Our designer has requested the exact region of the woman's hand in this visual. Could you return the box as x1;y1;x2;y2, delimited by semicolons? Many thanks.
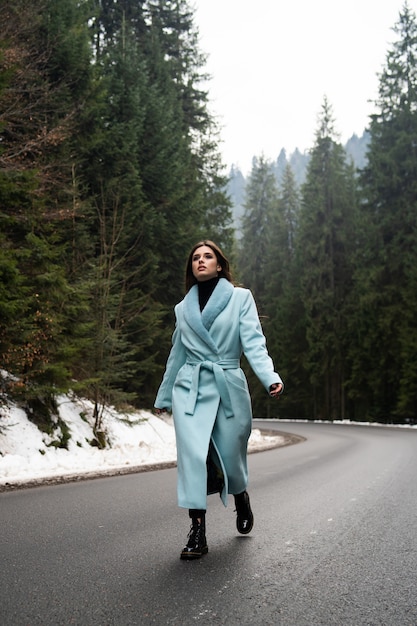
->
269;383;283;398
154;407;168;415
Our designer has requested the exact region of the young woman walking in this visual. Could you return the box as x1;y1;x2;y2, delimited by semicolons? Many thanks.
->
154;240;283;559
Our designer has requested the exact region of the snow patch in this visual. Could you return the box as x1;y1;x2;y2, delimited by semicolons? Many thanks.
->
0;394;285;487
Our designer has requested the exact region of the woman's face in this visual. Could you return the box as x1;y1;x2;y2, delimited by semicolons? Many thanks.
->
191;245;221;282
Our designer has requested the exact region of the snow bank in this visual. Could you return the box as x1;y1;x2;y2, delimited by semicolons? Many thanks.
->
0;394;285;487
0;395;177;486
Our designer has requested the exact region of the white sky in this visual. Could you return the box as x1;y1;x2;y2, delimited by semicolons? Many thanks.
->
193;0;405;174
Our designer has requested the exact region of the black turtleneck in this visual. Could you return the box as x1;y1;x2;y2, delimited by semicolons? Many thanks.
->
198;276;220;311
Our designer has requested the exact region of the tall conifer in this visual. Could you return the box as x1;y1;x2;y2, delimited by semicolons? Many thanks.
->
356;2;417;420
265;165;307;417
238;156;280;415
297;98;358;420
0;0;94;418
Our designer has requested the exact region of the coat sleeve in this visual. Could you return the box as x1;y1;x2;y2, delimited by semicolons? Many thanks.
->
239;289;283;393
154;310;187;412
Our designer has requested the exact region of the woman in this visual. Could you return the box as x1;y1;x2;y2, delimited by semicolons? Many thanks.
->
154;240;283;560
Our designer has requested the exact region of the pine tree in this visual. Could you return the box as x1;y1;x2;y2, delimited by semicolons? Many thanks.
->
134;0;233;402
80;0;232;412
297;98;359;420
0;0;95;420
238;156;280;415
72;2;163;424
0;0;235;421
143;0;233;303
238;156;279;304
355;2;417;421
264;164;307;417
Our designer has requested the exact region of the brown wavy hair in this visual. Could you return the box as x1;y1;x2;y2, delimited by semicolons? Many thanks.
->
185;240;233;292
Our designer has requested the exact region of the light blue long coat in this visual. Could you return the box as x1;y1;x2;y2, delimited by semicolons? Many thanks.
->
154;278;283;510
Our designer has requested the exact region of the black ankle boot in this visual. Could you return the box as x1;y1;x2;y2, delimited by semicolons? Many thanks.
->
234;490;254;534
180;515;208;560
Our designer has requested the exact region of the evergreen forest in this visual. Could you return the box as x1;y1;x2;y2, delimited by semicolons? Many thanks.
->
1;0;417;435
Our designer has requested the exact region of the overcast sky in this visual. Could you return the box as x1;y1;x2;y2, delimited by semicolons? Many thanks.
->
193;0;405;174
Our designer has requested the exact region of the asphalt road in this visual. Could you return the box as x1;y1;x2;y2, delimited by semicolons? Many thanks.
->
1;421;417;625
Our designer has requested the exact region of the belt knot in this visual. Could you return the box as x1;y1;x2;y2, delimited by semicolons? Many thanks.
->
185;359;239;418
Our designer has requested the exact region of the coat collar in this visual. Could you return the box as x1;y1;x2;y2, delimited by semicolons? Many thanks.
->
183;278;234;354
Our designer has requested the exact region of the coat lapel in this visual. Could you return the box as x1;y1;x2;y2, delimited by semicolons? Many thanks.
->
183;278;234;354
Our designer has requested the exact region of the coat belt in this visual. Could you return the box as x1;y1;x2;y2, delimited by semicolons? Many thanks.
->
185;359;239;418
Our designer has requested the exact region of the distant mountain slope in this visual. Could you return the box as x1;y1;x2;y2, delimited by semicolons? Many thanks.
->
227;131;370;234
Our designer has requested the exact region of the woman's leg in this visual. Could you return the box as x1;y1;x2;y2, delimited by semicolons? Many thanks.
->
234;491;254;534
211;408;251;495
180;509;208;560
211;408;254;533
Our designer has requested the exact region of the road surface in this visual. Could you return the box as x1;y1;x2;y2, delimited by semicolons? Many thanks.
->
1;421;416;625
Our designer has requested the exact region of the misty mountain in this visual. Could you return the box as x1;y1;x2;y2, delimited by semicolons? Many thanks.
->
227;131;370;234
